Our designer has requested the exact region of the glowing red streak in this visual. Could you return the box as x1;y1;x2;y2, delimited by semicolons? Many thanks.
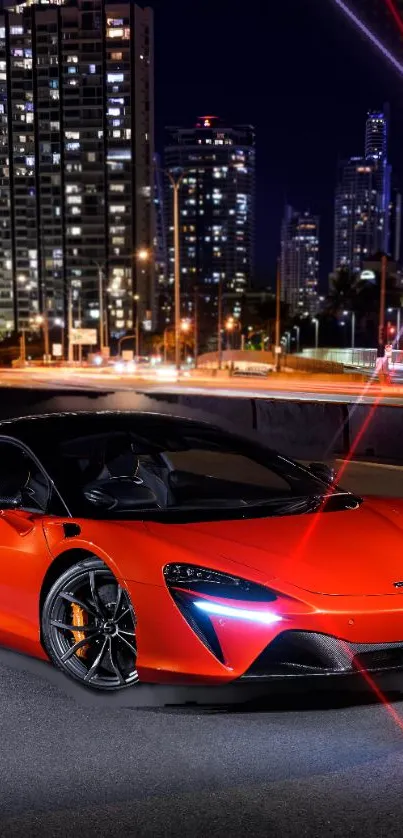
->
294;395;383;560
383;0;403;36
337;638;403;734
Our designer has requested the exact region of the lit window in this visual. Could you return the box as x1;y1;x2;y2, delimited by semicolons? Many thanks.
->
68;227;81;236
66;131;80;140
67;55;78;64
89;64;96;74
108;108;120;116
107;73;124;83
67;196;82;204
68;67;77;75
10;26;24;35
110;184;124;192
110;205;125;213
111;52;122;60
87;152;96;162
107;29;124;39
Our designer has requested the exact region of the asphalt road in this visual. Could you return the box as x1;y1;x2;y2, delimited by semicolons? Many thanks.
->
2;649;403;837
0;460;403;836
3;367;403;405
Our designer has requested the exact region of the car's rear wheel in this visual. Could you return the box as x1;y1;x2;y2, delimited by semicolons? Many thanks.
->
42;557;139;690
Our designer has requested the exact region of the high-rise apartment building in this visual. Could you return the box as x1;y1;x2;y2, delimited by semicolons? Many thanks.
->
333;110;391;273
0;0;154;339
280;206;319;316
164;117;255;339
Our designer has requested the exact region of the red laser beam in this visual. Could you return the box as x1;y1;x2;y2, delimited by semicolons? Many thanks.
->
383;0;403;36
336;638;403;734
294;394;384;560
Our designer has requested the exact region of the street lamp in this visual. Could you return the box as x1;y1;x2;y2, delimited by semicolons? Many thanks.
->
225;317;235;350
54;317;65;359
163;318;190;364
137;248;149;262
343;310;356;351
93;262;105;353
312;317;319;349
159;169;185;370
134;294;140;358
32;314;50;361
293;324;300;353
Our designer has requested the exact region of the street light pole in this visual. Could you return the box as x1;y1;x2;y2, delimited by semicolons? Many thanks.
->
98;264;104;353
134;294;140;358
312;318;319;349
351;310;356;351
194;285;199;367
167;171;184;371
217;275;223;369
293;324;300;353
378;253;387;356
275;259;281;371
20;326;26;364
68;283;74;363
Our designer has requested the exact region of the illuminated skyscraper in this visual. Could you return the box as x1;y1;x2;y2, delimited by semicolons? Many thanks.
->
333;109;391;272
365;109;388;160
280;206;319;316
0;0;154;338
164;117;255;339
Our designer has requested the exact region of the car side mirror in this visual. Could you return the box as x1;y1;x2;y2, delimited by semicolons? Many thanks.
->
309;463;336;484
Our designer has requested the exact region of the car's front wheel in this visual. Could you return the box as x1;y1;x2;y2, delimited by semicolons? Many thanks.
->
42;557;139;690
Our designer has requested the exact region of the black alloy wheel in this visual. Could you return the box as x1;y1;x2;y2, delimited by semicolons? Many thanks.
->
42;557;139;690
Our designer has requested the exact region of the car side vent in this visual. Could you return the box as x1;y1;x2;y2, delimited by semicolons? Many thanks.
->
63;523;81;539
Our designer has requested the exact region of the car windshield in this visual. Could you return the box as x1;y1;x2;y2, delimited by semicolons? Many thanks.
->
35;417;359;522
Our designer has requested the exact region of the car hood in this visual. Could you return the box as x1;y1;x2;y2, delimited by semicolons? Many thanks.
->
146;498;403;596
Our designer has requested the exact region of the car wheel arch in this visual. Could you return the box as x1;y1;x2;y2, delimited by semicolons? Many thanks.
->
39;547;110;618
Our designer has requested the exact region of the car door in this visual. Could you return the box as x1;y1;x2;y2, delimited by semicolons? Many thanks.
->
0;437;55;656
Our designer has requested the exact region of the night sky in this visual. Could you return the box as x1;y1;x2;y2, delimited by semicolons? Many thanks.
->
148;0;403;291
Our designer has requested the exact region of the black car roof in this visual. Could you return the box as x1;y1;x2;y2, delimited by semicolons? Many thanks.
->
0;410;218;447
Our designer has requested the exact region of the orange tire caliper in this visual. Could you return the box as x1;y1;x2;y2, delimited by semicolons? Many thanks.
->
71;603;89;658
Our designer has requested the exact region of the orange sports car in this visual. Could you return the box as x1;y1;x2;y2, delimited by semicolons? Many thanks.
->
1;409;403;691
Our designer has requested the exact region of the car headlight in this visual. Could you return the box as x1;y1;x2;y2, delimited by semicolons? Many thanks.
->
163;563;277;602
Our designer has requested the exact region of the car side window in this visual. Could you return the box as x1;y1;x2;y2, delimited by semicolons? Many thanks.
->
0;439;51;513
165;449;291;492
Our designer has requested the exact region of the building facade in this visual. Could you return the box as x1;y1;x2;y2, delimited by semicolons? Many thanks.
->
0;0;155;340
164;117;255;342
333;110;391;273
280;206;319;316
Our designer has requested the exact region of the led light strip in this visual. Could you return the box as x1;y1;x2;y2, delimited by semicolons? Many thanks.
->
194;600;282;625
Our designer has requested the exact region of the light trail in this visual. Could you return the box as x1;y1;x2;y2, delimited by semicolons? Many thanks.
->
383;0;403;37
332;0;403;76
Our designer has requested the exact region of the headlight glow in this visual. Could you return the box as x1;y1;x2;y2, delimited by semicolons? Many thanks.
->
194;600;282;625
164;563;277;602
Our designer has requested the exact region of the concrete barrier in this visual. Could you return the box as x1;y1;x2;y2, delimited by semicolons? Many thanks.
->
254;400;347;460
1;387;402;465
347;403;403;462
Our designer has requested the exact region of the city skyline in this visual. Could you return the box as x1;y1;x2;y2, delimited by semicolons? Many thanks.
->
149;0;403;290
1;0;403;340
